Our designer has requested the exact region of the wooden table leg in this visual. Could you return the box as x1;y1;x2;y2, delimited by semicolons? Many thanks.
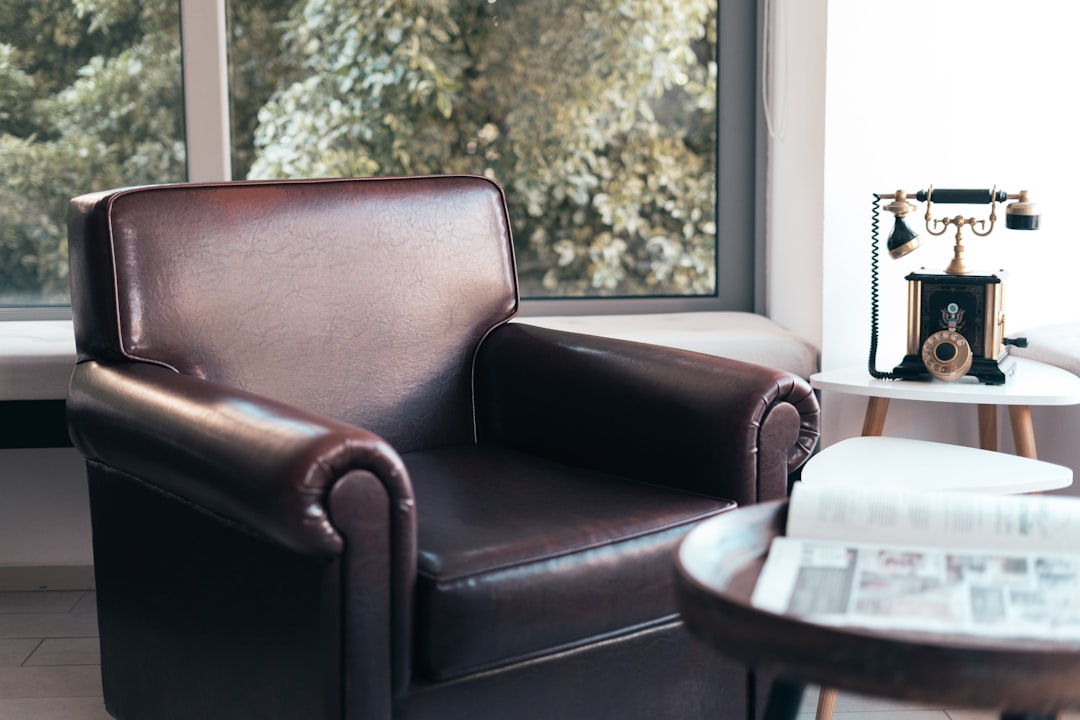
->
838;397;888;720
861;397;889;437
815;687;838;720
978;405;998;452
1008;405;1038;459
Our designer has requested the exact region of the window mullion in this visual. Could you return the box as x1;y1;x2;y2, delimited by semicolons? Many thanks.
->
179;0;232;182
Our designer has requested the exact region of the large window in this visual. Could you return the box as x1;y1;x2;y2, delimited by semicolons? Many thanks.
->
0;0;757;311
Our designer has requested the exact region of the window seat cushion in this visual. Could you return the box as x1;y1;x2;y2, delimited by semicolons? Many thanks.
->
1009;322;1080;377
0;321;76;401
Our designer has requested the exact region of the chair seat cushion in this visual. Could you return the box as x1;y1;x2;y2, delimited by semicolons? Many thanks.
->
402;445;735;681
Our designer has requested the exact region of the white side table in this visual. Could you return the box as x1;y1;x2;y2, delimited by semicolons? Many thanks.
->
810;357;1080;459
802;436;1072;495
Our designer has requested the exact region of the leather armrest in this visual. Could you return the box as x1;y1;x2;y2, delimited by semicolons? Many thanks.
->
475;323;820;505
67;360;415;558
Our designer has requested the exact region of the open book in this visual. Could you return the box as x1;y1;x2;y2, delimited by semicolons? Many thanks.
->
751;482;1080;640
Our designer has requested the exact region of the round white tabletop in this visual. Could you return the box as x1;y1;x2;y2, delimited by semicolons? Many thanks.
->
810;357;1080;406
801;436;1073;495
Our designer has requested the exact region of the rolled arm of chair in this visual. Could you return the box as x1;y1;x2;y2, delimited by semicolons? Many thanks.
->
67;360;415;558
475;323;820;505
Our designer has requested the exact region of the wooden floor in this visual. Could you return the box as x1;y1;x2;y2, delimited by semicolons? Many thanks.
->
0;589;106;719
0;588;1070;720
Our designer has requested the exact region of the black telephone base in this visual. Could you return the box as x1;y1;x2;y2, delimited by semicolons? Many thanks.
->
890;354;1017;386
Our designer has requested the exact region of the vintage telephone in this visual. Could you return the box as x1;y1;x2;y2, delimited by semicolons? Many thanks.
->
869;186;1039;385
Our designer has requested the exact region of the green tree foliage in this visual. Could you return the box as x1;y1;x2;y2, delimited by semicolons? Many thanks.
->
249;0;717;296
0;0;183;303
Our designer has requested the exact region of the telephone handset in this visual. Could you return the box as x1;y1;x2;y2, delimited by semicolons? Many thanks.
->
868;187;1039;385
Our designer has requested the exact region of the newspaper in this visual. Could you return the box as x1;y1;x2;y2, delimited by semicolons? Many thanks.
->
750;483;1080;640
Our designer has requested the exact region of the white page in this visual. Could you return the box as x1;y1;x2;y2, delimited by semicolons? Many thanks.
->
786;482;1080;554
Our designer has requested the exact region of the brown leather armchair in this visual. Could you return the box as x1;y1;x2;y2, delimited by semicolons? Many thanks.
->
66;175;819;720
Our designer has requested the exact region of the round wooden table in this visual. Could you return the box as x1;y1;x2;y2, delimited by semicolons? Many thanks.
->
675;502;1080;720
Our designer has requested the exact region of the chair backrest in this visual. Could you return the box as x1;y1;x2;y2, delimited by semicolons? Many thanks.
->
68;175;519;451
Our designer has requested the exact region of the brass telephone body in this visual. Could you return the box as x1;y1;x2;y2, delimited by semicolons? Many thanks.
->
891;271;1013;384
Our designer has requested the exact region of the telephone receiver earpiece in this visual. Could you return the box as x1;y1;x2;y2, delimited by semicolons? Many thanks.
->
881;190;920;259
1005;190;1039;230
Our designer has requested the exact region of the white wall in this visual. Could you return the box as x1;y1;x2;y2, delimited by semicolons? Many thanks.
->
0;448;94;588
0;324;93;587
770;0;1080;488
762;0;826;348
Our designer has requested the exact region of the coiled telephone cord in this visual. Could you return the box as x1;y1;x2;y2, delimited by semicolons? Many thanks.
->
868;194;900;380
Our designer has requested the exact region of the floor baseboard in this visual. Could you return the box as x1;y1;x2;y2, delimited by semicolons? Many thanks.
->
0;564;95;591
